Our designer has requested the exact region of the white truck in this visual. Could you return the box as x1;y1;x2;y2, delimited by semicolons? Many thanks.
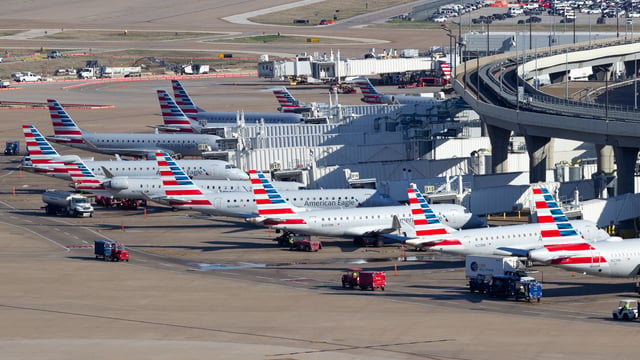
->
99;66;142;78
12;72;42;82
77;67;97;79
465;255;522;278
42;190;94;217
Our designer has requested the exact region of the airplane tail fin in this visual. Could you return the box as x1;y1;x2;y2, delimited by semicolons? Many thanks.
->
47;99;84;144
532;187;583;242
155;151;211;206
352;78;384;104
271;87;301;113
171;80;201;120
22;124;67;175
248;169;305;225
23;124;61;160
64;159;105;191
407;187;451;237
156;90;198;133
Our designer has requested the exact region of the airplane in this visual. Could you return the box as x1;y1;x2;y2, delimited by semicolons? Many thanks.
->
528;237;640;278
44;99;220;157
245;169;482;246
404;186;611;255
351;77;439;105
62;156;301;203
21;125;248;181
269;86;314;113
152;151;404;219
170;80;303;125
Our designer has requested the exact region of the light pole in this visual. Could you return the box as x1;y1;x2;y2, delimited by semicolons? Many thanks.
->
486;22;490;56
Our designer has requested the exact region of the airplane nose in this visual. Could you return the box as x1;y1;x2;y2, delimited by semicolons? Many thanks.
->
461;214;485;229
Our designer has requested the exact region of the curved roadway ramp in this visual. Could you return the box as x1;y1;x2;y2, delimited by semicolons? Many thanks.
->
455;37;640;197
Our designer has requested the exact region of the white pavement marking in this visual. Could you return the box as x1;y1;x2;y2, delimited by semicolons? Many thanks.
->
222;0;326;26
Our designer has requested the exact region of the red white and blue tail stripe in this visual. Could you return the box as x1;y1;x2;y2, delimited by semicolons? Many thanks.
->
48;99;84;144
408;187;451;237
22;124;67;175
157;89;196;133
353;77;383;104
171;80;199;120
65;160;105;191
272;87;300;113
533;187;582;242
405;187;462;249
156;151;211;206
249;169;304;225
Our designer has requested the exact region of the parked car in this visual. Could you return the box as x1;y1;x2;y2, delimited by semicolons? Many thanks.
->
47;50;62;59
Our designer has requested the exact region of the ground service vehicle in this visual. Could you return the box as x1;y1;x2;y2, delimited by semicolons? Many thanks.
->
4;140;19;155
341;268;386;291
466;255;541;302
94;240;129;262
42;190;94;217
289;236;322;252
612;300;639;320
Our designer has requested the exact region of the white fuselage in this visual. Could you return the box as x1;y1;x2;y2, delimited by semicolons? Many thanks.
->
22;158;248;181
251;203;472;237
406;220;610;256
529;238;640;278
171;189;407;220
55;132;220;157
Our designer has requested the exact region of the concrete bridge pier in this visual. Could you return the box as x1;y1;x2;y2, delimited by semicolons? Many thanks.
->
595;144;615;175
612;146;639;235
613;146;639;196
485;122;510;174
524;135;552;183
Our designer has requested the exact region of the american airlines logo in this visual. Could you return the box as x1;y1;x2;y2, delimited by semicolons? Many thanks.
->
304;199;357;207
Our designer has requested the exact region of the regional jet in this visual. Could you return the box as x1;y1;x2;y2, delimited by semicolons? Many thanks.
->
170;80;302;126
22;125;248;181
351;77;439;105
151;151;403;220
245;169;480;246
405;186;610;255
44;99;220;157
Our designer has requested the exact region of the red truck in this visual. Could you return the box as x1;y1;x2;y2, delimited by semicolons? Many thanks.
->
341;268;386;291
94;240;130;262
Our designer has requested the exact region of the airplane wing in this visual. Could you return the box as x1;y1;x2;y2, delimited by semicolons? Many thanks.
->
342;214;402;237
45;135;75;143
84;138;174;157
494;247;532;257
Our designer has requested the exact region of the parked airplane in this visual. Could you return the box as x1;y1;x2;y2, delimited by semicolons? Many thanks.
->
246;169;481;246
44;99;220;157
269;86;314;113
351;77;439;105
22;125;248;180
528;237;640;278
170;80;302;124
62;157;301;202
405;186;610;255
152;151;402;219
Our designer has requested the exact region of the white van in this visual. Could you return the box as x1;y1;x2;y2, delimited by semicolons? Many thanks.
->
509;7;524;15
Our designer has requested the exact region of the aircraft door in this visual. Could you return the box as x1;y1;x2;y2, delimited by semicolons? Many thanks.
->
309;216;317;225
214;197;222;210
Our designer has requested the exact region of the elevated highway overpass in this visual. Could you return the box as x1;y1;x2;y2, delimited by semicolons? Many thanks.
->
454;37;640;197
